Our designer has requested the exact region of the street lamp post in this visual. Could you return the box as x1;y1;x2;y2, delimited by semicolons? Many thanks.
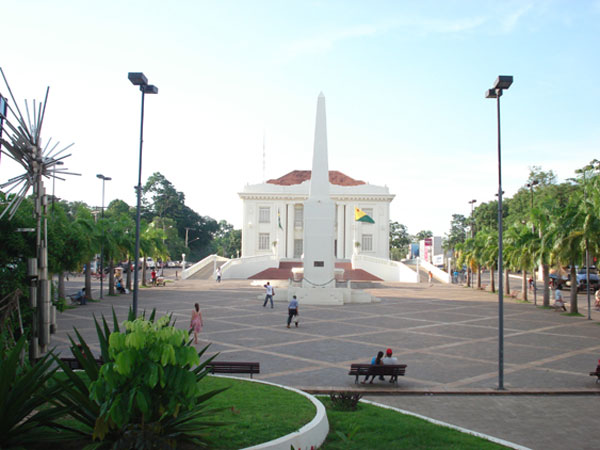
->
96;174;111;299
526;180;539;305
486;75;513;391
128;72;158;317
468;199;477;288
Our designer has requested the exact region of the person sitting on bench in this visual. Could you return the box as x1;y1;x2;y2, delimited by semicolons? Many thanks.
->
361;350;384;384
116;278;126;294
73;287;86;305
383;348;399;383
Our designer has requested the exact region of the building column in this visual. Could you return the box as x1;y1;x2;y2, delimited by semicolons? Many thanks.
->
336;203;344;259
287;203;295;258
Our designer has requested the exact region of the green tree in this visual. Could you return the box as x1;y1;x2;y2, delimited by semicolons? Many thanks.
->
389;221;411;261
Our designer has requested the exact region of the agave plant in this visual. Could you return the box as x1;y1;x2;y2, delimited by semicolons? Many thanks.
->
51;307;228;449
0;336;75;448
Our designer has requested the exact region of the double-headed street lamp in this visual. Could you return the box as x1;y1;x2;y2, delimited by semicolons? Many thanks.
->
486;75;513;391
96;174;112;299
128;72;158;317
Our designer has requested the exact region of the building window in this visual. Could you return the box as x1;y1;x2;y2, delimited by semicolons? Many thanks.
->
259;207;270;223
259;233;270;250
294;205;303;228
294;239;303;258
361;234;373;252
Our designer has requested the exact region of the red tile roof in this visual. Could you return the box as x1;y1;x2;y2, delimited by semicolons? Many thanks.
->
266;170;365;186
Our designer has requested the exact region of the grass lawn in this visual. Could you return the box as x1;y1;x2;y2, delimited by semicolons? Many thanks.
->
320;397;508;450
46;374;509;449
200;376;316;449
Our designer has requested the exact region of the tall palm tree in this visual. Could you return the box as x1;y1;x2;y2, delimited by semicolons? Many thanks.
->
551;200;584;313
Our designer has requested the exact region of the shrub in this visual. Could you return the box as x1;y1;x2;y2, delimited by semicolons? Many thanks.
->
54;308;227;449
328;392;363;411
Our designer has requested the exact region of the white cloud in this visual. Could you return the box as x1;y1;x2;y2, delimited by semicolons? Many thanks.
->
286;24;381;57
501;3;534;33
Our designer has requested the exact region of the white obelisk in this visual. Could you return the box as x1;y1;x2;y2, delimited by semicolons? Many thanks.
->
302;93;336;288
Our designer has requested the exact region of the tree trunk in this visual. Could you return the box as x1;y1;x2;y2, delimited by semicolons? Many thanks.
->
491;266;496;293
85;261;92;300
58;272;66;299
467;267;471;287
505;268;510;296
542;264;550;307
569;264;578;313
522;271;528;301
126;259;132;291
108;260;115;296
477;266;482;289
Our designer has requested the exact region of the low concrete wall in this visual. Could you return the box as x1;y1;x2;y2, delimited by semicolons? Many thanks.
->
223;255;279;279
418;258;451;284
182;254;229;280
352;254;418;282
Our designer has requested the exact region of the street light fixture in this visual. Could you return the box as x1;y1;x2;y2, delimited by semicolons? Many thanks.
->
128;72;158;317
486;74;513;391
96;174;111;299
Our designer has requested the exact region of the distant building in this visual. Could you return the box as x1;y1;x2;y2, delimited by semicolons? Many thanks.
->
239;170;394;260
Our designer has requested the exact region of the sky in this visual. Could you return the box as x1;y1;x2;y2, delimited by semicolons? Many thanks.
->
1;0;599;237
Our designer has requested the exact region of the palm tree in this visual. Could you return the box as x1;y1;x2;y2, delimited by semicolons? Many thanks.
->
551;200;584;313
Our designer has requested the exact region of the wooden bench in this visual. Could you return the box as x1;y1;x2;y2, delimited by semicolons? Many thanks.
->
589;365;600;383
349;363;407;385
206;361;260;378
59;356;103;370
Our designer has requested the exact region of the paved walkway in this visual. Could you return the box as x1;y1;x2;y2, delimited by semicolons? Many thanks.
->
54;275;600;449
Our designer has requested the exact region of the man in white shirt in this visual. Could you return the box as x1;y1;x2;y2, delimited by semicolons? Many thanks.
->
263;282;274;308
383;348;399;383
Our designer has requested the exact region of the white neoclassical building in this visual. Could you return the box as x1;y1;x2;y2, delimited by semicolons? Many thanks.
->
239;170;395;261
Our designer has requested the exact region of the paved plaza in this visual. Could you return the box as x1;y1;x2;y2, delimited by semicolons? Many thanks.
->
55;274;600;449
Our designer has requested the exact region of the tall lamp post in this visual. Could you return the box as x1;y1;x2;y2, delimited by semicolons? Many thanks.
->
468;199;477;287
526;180;539;305
486;75;513;390
128;72;158;317
96;174;112;299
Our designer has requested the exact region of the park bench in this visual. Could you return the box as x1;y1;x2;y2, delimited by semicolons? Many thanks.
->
206;361;260;378
59;356;103;370
348;363;407;385
589;365;600;383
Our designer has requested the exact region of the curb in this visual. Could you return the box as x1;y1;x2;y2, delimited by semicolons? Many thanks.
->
212;375;329;450
299;387;600;396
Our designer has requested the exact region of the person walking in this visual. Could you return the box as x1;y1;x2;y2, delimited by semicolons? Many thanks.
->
428;271;433;286
287;295;299;328
263;281;275;308
553;287;566;311
216;266;222;283
189;303;204;344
